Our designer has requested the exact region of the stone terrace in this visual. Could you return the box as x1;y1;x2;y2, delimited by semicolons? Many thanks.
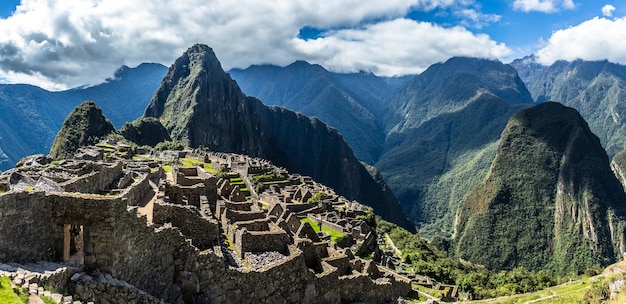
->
0;147;411;303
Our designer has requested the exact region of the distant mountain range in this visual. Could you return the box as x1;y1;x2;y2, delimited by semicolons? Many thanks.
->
0;63;167;170
229;61;410;164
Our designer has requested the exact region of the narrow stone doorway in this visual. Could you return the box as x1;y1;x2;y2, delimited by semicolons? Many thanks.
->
63;224;84;264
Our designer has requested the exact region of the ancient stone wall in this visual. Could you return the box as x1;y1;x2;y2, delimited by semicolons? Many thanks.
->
46;193;120;272
110;206;181;299
235;226;290;254
152;202;219;250
61;162;122;194
120;173;151;206
70;272;163;304
0;192;55;263
165;183;205;207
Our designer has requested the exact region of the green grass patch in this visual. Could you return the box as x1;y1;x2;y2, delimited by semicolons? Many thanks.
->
0;276;28;303
300;217;347;243
179;157;216;173
40;295;57;304
162;165;172;173
262;180;290;185
471;279;592;304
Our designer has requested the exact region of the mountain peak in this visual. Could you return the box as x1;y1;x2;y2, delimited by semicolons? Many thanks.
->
143;43;244;139
50;100;115;159
455;102;626;274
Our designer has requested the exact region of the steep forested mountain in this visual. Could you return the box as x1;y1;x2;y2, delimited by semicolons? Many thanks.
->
455;102;626;275
49;101;116;159
375;57;535;236
0;63;167;170
144;44;414;230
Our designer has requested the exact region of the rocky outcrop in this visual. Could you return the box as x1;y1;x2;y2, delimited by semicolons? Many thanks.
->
144;44;414;230
119;117;171;147
455;102;626;274
49;101;115;159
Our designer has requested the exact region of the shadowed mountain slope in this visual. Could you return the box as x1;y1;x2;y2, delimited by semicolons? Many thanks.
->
230;62;389;164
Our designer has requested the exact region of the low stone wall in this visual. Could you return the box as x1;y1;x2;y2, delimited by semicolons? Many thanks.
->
153;202;219;250
225;208;266;223
165;183;205;207
285;202;317;213
61;162;122;194
235;225;290;254
70;272;162;304
120;173;151;206
236;218;270;231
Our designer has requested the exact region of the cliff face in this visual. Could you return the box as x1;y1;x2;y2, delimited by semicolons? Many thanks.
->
50;100;115;159
144;44;414;230
455;102;626;274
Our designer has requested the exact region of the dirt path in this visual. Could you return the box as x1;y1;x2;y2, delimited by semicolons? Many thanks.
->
27;294;44;304
384;233;402;257
137;181;158;224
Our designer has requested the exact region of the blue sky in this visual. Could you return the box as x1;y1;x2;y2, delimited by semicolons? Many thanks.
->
0;0;623;90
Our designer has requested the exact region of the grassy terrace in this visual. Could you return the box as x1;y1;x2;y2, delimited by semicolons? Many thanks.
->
0;276;28;303
471;279;592;304
180;157;217;173
300;217;347;243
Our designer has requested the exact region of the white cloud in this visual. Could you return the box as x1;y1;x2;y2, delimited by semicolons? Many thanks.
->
602;4;616;17
455;9;502;29
0;0;507;90
536;16;626;65
512;0;576;13
292;19;511;76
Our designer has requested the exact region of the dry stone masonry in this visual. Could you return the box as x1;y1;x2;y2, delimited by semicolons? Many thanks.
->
0;143;412;303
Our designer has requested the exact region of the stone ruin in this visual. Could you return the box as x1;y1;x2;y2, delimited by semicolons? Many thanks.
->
0;148;412;303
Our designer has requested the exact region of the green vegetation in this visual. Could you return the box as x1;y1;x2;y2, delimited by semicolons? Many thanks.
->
250;171;289;194
40;295;57;304
375;95;526;238
0;276;28;303
378;219;561;300
49;100;116;159
119;117;171;147
300;217;347;243
152;141;185;152
456;102;626;276
307;191;328;204
179;157;216;173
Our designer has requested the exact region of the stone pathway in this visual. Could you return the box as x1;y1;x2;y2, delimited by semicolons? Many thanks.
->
137;180;159;224
27;294;45;304
0;261;83;304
